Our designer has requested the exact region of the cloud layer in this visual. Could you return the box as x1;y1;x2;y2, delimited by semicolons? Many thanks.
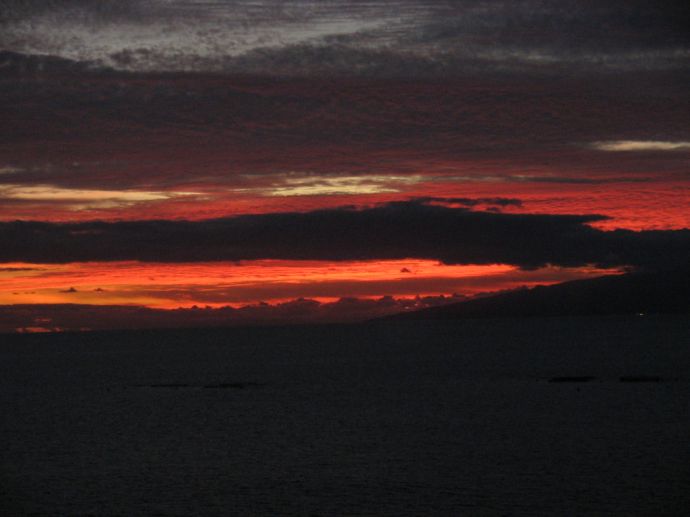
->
1;67;688;192
2;1;689;75
0;295;464;333
2;201;688;269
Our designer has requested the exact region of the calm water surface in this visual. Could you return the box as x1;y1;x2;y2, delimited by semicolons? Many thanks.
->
1;316;689;516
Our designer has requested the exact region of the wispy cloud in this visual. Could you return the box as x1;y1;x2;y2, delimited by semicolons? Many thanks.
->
238;174;426;197
0;166;23;175
2;1;689;75
0;184;199;208
592;141;690;152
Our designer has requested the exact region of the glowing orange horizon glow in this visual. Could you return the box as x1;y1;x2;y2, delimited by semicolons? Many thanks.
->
0;260;620;309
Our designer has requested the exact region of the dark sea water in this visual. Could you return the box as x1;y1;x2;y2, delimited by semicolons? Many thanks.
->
1;316;689;516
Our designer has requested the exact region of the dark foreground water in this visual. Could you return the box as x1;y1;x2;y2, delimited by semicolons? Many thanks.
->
1;316;689;516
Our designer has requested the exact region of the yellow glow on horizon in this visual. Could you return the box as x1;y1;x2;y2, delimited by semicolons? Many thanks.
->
238;174;426;197
0;184;199;205
592;140;690;152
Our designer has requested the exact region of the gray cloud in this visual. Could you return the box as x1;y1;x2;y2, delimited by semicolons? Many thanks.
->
1;1;688;75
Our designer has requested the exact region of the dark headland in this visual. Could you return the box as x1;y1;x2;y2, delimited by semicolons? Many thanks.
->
381;267;690;321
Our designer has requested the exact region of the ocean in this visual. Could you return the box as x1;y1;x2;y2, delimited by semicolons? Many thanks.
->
1;316;689;516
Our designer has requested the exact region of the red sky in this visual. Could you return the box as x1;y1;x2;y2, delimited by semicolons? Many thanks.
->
1;2;689;332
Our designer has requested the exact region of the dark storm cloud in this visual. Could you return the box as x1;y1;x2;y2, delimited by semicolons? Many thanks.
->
0;1;138;22
1;202;688;269
1;70;688;192
408;1;690;58
414;197;522;207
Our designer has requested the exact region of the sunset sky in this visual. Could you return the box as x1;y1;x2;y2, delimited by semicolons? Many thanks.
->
1;0;689;331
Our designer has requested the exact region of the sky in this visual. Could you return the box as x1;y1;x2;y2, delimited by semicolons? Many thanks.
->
1;1;689;332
